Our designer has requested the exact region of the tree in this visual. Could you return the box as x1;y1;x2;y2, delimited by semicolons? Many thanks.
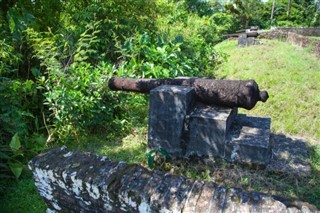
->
184;0;226;16
312;0;320;26
271;0;276;24
287;0;292;17
225;0;263;28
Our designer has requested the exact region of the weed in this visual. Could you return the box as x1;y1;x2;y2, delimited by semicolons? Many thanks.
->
146;148;171;169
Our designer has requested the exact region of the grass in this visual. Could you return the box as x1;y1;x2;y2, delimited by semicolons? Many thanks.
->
72;94;150;164
1;39;320;211
214;39;320;143
0;171;47;213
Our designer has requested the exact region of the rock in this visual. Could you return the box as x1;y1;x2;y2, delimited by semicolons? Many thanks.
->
195;181;216;212
183;180;205;212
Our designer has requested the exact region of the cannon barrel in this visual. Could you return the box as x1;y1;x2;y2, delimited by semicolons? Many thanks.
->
223;31;259;38
108;77;269;110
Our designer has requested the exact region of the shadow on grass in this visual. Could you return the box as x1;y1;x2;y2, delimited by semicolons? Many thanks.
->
268;133;311;175
149;133;320;209
68;113;320;209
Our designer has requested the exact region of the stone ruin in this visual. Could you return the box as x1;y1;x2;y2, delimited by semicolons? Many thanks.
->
258;27;320;56
29;77;315;212
29;146;318;212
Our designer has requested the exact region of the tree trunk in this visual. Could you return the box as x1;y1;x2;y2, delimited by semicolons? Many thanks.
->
312;1;320;25
271;0;276;25
287;0;292;18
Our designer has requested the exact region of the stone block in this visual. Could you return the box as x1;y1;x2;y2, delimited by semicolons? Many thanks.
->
238;34;248;47
161;175;185;211
148;85;195;156
238;35;262;47
210;186;227;212
250;192;287;213
186;104;238;158
29;147;318;212
150;174;185;212
225;114;271;165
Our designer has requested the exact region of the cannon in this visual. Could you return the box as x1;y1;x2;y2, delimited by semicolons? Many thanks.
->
223;31;259;38
108;77;269;110
224;26;259;38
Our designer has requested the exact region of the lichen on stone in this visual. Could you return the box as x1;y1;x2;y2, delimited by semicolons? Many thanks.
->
29;147;318;213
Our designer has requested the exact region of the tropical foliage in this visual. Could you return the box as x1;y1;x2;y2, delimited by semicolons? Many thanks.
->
0;0;319;183
0;0;230;181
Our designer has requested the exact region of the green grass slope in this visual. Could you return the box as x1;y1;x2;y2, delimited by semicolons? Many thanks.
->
215;39;320;143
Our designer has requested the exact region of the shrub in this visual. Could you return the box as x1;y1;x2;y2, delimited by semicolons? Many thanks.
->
115;32;204;78
0;0;229;181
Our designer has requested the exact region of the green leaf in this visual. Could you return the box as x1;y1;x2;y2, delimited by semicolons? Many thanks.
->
159;148;170;158
35;135;46;146
0;173;13;179
9;133;21;152
0;162;10;169
0;151;11;160
8;162;23;178
147;155;154;169
146;150;156;156
31;67;41;77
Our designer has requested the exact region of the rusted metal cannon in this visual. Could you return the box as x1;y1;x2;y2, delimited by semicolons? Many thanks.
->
224;26;259;38
236;26;259;33
223;31;259;38
108;77;269;110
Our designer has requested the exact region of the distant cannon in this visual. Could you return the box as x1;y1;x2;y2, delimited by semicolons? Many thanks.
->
108;77;269;110
224;26;259;38
223;31;259;38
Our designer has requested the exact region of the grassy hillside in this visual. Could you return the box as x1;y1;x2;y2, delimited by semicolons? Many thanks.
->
215;39;320;143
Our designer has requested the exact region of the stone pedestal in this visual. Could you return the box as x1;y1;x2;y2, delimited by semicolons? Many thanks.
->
225;115;271;165
148;85;194;156
238;34;262;47
186;103;238;158
148;85;272;165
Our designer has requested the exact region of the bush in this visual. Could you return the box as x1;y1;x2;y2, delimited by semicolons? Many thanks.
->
0;0;230;181
0;76;46;179
115;32;202;78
